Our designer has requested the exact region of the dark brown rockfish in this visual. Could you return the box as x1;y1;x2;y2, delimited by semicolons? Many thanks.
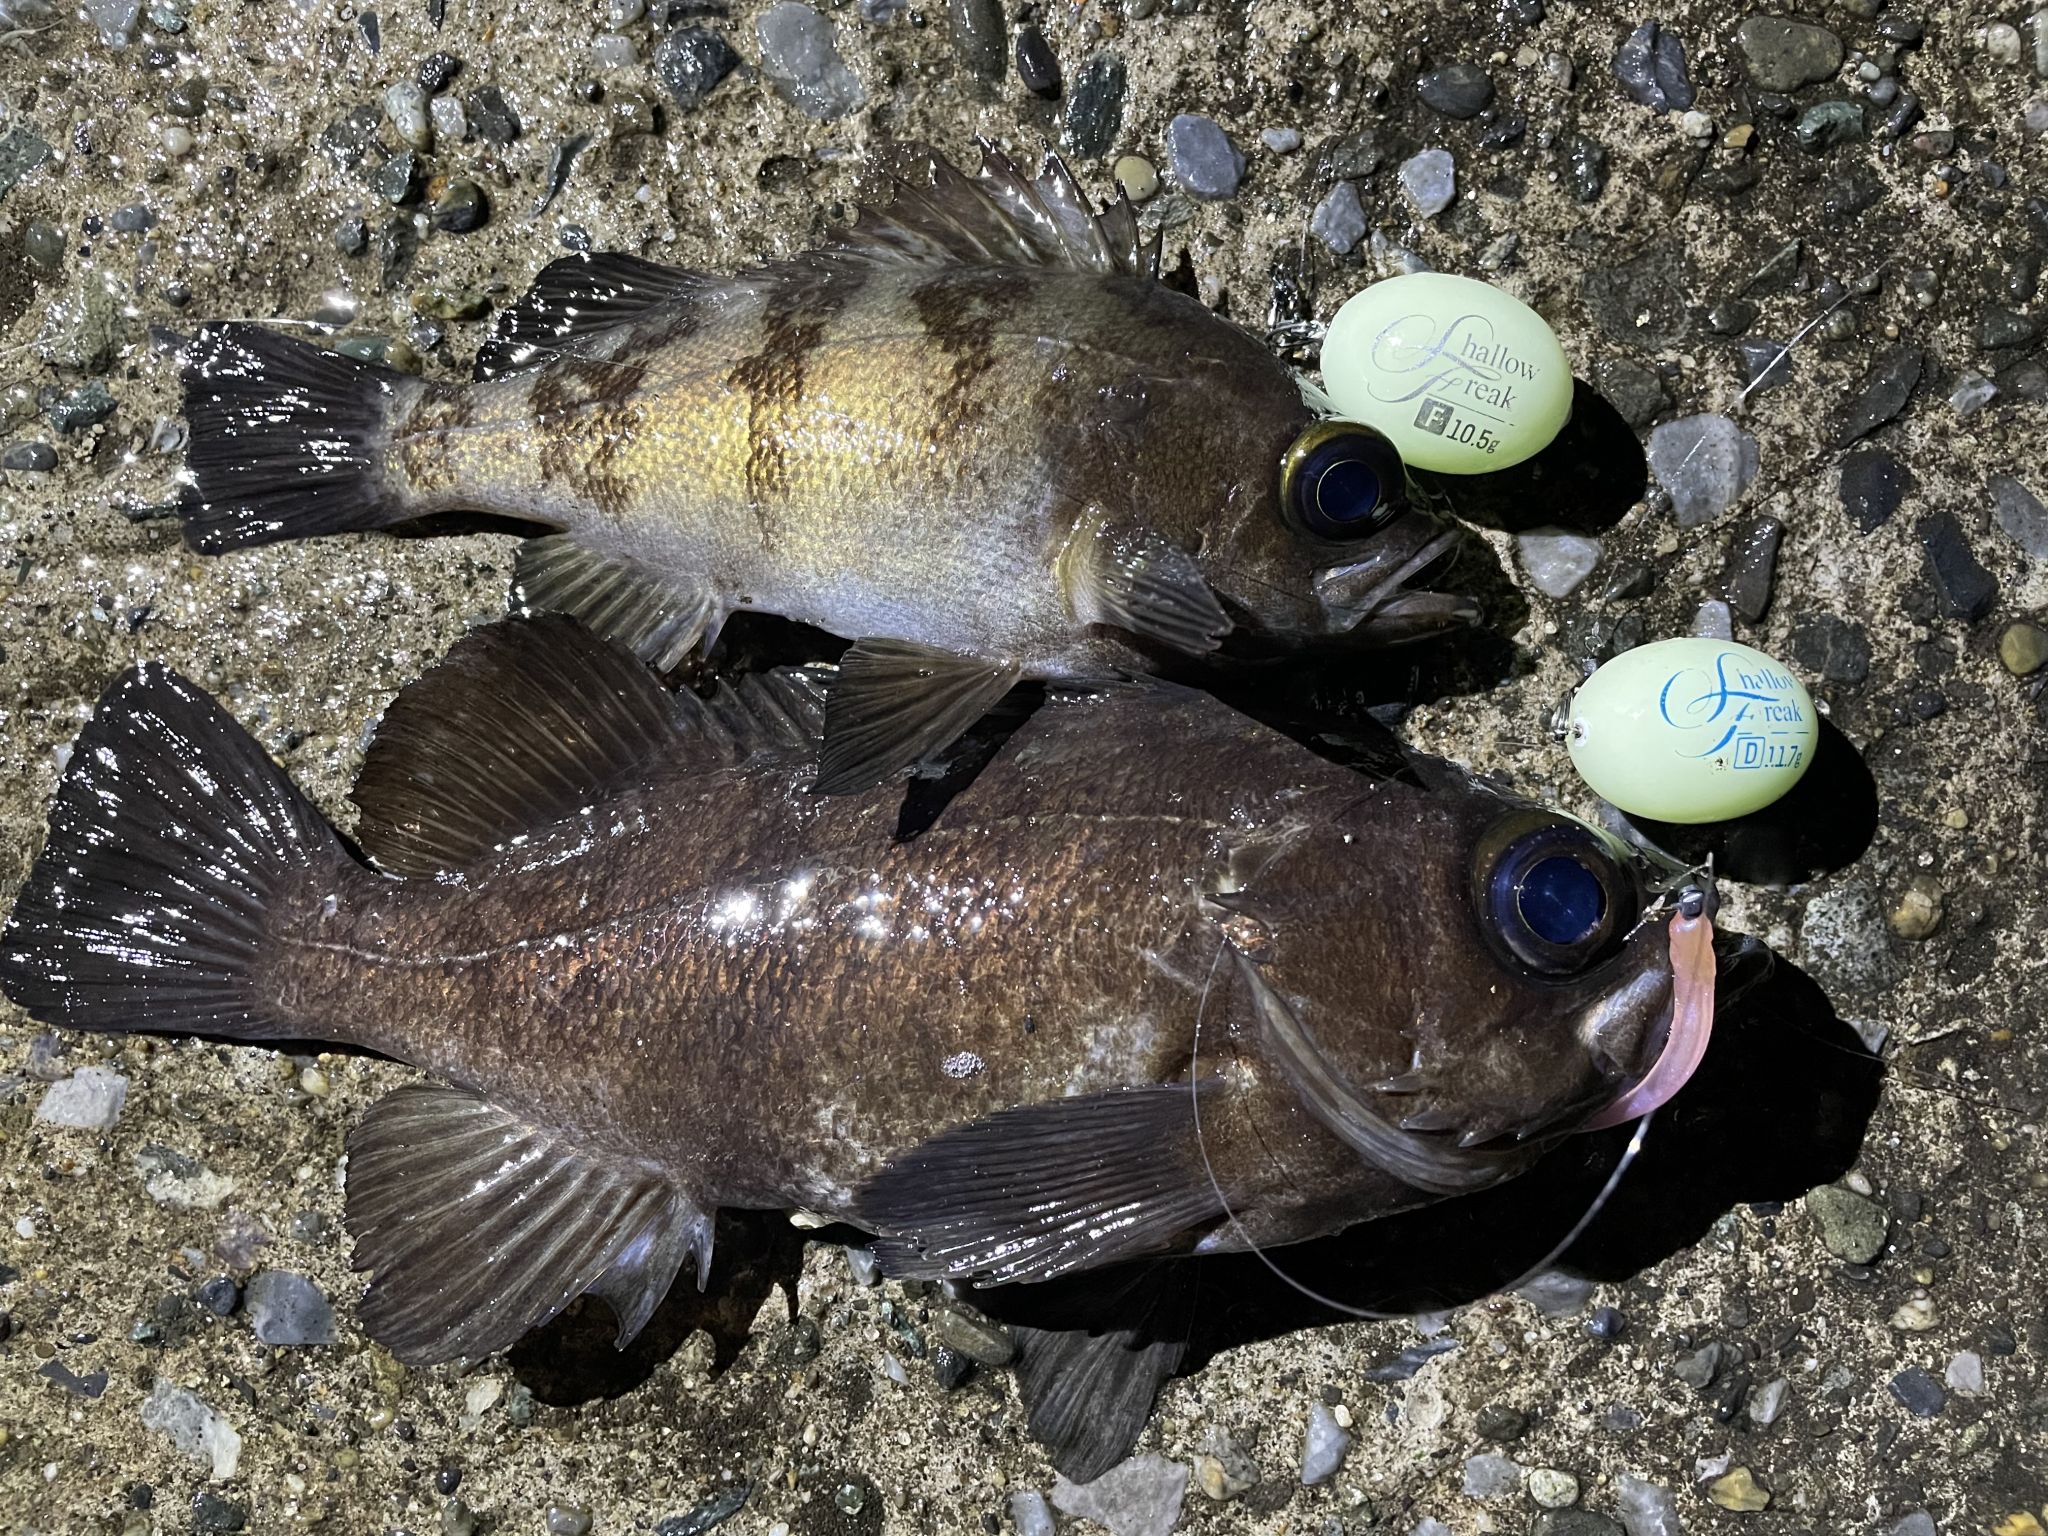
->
0;619;1695;1392
176;145;1476;792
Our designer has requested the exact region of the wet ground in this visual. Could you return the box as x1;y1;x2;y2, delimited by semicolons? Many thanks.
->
2;0;2046;1532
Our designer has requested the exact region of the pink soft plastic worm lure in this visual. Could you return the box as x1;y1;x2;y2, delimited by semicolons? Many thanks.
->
1581;902;1717;1131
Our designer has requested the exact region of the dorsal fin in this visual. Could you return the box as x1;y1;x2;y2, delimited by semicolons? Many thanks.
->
473;252;724;381
350;617;824;877
819;142;1161;281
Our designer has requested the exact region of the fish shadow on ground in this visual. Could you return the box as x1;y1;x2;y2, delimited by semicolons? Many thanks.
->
1409;380;1649;537
969;955;1880;1360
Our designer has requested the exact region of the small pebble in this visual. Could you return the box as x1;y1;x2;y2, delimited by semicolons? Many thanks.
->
1891;1294;1939;1331
1416;61;1493;119
1806;1185;1887;1260
418;50;461;91
1746;1378;1790;1426
35;1066;128;1129
1949;373;1999;416
1299;1403;1352;1486
1463;1454;1523;1500
196;1276;240;1317
1261;126;1302;152
1889;874;1945;939
385;82;433;151
929;1304;1014;1366
756;3;866;119
589;33;638;67
1563;134;1609;202
1739;338;1793;393
1736;16;1844;91
1991;475;2048;560
1889;1366;1946;1417
1832;346;1923;447
1720;514;1783;624
1989;21;2025;64
654;28;739;111
1612;20;1694;112
335;215;370;256
1052;1454;1188;1536
1945;1351;1986;1397
1008;1491;1055;1536
1112;154;1158;201
1528;1470;1580;1509
1;441;57;472
1673;1342;1723;1390
1308;180;1366;255
1517;528;1602;599
545;1506;594;1536
1795;99;1865;152
1646;414;1759;527
1064;53;1127;159
1476;1405;1529;1442
243;1270;335;1346
946;0;1004;80
48;382;117;433
192;1492;248;1533
1999;622;2048;677
1614;1475;1680;1536
467;84;521;143
1166;113;1245;199
141;1381;242;1479
1706;1467;1771;1512
430;94;468;143
1014;24;1060;97
1400;147;1456;216
1917;511;1999;622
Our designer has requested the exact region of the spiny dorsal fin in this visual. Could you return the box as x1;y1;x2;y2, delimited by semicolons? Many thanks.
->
350;617;824;877
820;142;1161;282
346;1084;715;1363
474;252;724;381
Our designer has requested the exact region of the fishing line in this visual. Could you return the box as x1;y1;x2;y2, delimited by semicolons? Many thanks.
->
1188;939;1654;1321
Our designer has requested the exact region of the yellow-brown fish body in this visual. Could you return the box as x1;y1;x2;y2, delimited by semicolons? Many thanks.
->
0;620;1685;1378
179;147;1476;790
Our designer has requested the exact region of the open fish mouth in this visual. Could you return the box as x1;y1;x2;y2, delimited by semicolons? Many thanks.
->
1312;513;1482;646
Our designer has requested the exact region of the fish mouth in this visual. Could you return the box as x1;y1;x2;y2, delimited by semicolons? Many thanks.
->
1578;894;1773;1131
1311;513;1482;646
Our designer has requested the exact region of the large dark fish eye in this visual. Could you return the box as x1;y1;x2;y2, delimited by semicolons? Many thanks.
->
1280;420;1409;541
1474;813;1633;975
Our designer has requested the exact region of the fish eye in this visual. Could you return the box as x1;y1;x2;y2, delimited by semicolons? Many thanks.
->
1280;420;1409;541
1473;813;1633;975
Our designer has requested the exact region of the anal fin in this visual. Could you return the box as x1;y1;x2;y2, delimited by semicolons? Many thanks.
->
345;1085;714;1363
853;1083;1225;1284
1062;511;1230;656
814;637;1021;796
513;534;718;672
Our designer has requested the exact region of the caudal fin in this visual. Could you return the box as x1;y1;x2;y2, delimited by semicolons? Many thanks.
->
0;665;345;1039
179;323;418;554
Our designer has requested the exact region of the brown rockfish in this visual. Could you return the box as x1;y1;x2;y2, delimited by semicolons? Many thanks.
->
176;144;1477;792
0;619;1717;1400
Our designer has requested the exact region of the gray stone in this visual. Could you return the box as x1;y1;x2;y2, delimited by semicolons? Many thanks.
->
1052;1453;1189;1536
48;383;117;434
1721;515;1783;624
1647;414;1759;527
1462;1454;1523;1500
1400;148;1456;216
1691;598;1734;640
545;1507;593;1536
1261;126;1302;153
1299;1403;1352;1486
756;3;866;121
1979;307;2040;349
385;81;433;152
1064;54;1127;159
1417;62;1493;118
1795;100;1865;152
1738;338;1793;394
654;29;739;110
1944;1351;1985;1397
85;0;139;44
466;84;520;144
1595;357;1670;427
1747;1376;1790;1425
1514;1270;1593;1317
1007;1490;1055;1536
1014;24;1060;97
141;1381;242;1479
1;441;57;472
1890;1514;1938;1536
1166;114;1245;199
1991;474;2048;559
1736;17;1844;91
1950;373;2000;416
1517;528;1603;599
243;1270;335;1346
1614;1474;1681;1536
1800;884;1902;994
1673;1341;1723;1389
1803;1183;1886;1262
929;1304;1013;1366
946;0;1004;79
1889;1366;1945;1417
1613;21;1694;112
1309;181;1367;254
34;1067;128;1129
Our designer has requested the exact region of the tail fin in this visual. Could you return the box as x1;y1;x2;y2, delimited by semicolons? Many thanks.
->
0;665;345;1039
179;323;418;554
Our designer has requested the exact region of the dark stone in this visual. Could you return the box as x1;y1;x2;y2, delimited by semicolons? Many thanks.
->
1417;61;1494;119
1830;347;1923;447
560;223;592;251
1478;111;1528;149
166;75;209;116
1;441;57;471
357;9;380;50
1583;247;1689;348
1564;133;1609;202
1788;614;1870;685
24;219;63;271
1476;1404;1529;1441
1739;338;1793;393
418;51;461;92
466;84;521;144
196;1276;240;1317
2001;358;2048;402
1907;691;1946;720
334;215;370;256
656;1483;751;1536
430;179;488;233
1735;16;1844;91
48;382;115;433
1593;356;1670;427
947;0;1005;80
1064;53;1127;159
1749;243;1802;297
192;1492;248;1533
435;1464;462;1496
1601;560;1657;601
1839;448;1912;533
318;105;384;172
1014;24;1060;96
1364;1338;1460;1381
653;28;738;109
1878;91;1923;140
1706;298;1757;335
378;214;420;293
1531;1512;1625;1536
1820;171;1883;219
1888;1366;1946;1417
37;1359;109;1398
533;134;591;218
1916;511;1998;622
370;149;420;205
1612;20;1694;113
1978;307;2040;349
1586;1307;1626;1340
1721;515;1784;623
110;203;158;234
931;1342;975;1389
1796;100;1866;153
1984;1321;2018;1356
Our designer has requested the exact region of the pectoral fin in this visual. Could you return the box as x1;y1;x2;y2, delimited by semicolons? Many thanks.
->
513;535;719;672
345;1085;714;1363
813;637;1022;796
1062;512;1230;656
852;1084;1226;1284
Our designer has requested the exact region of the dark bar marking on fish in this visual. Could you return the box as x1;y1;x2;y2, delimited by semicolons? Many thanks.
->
527;354;655;518
395;381;479;502
728;262;867;509
908;267;1031;447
